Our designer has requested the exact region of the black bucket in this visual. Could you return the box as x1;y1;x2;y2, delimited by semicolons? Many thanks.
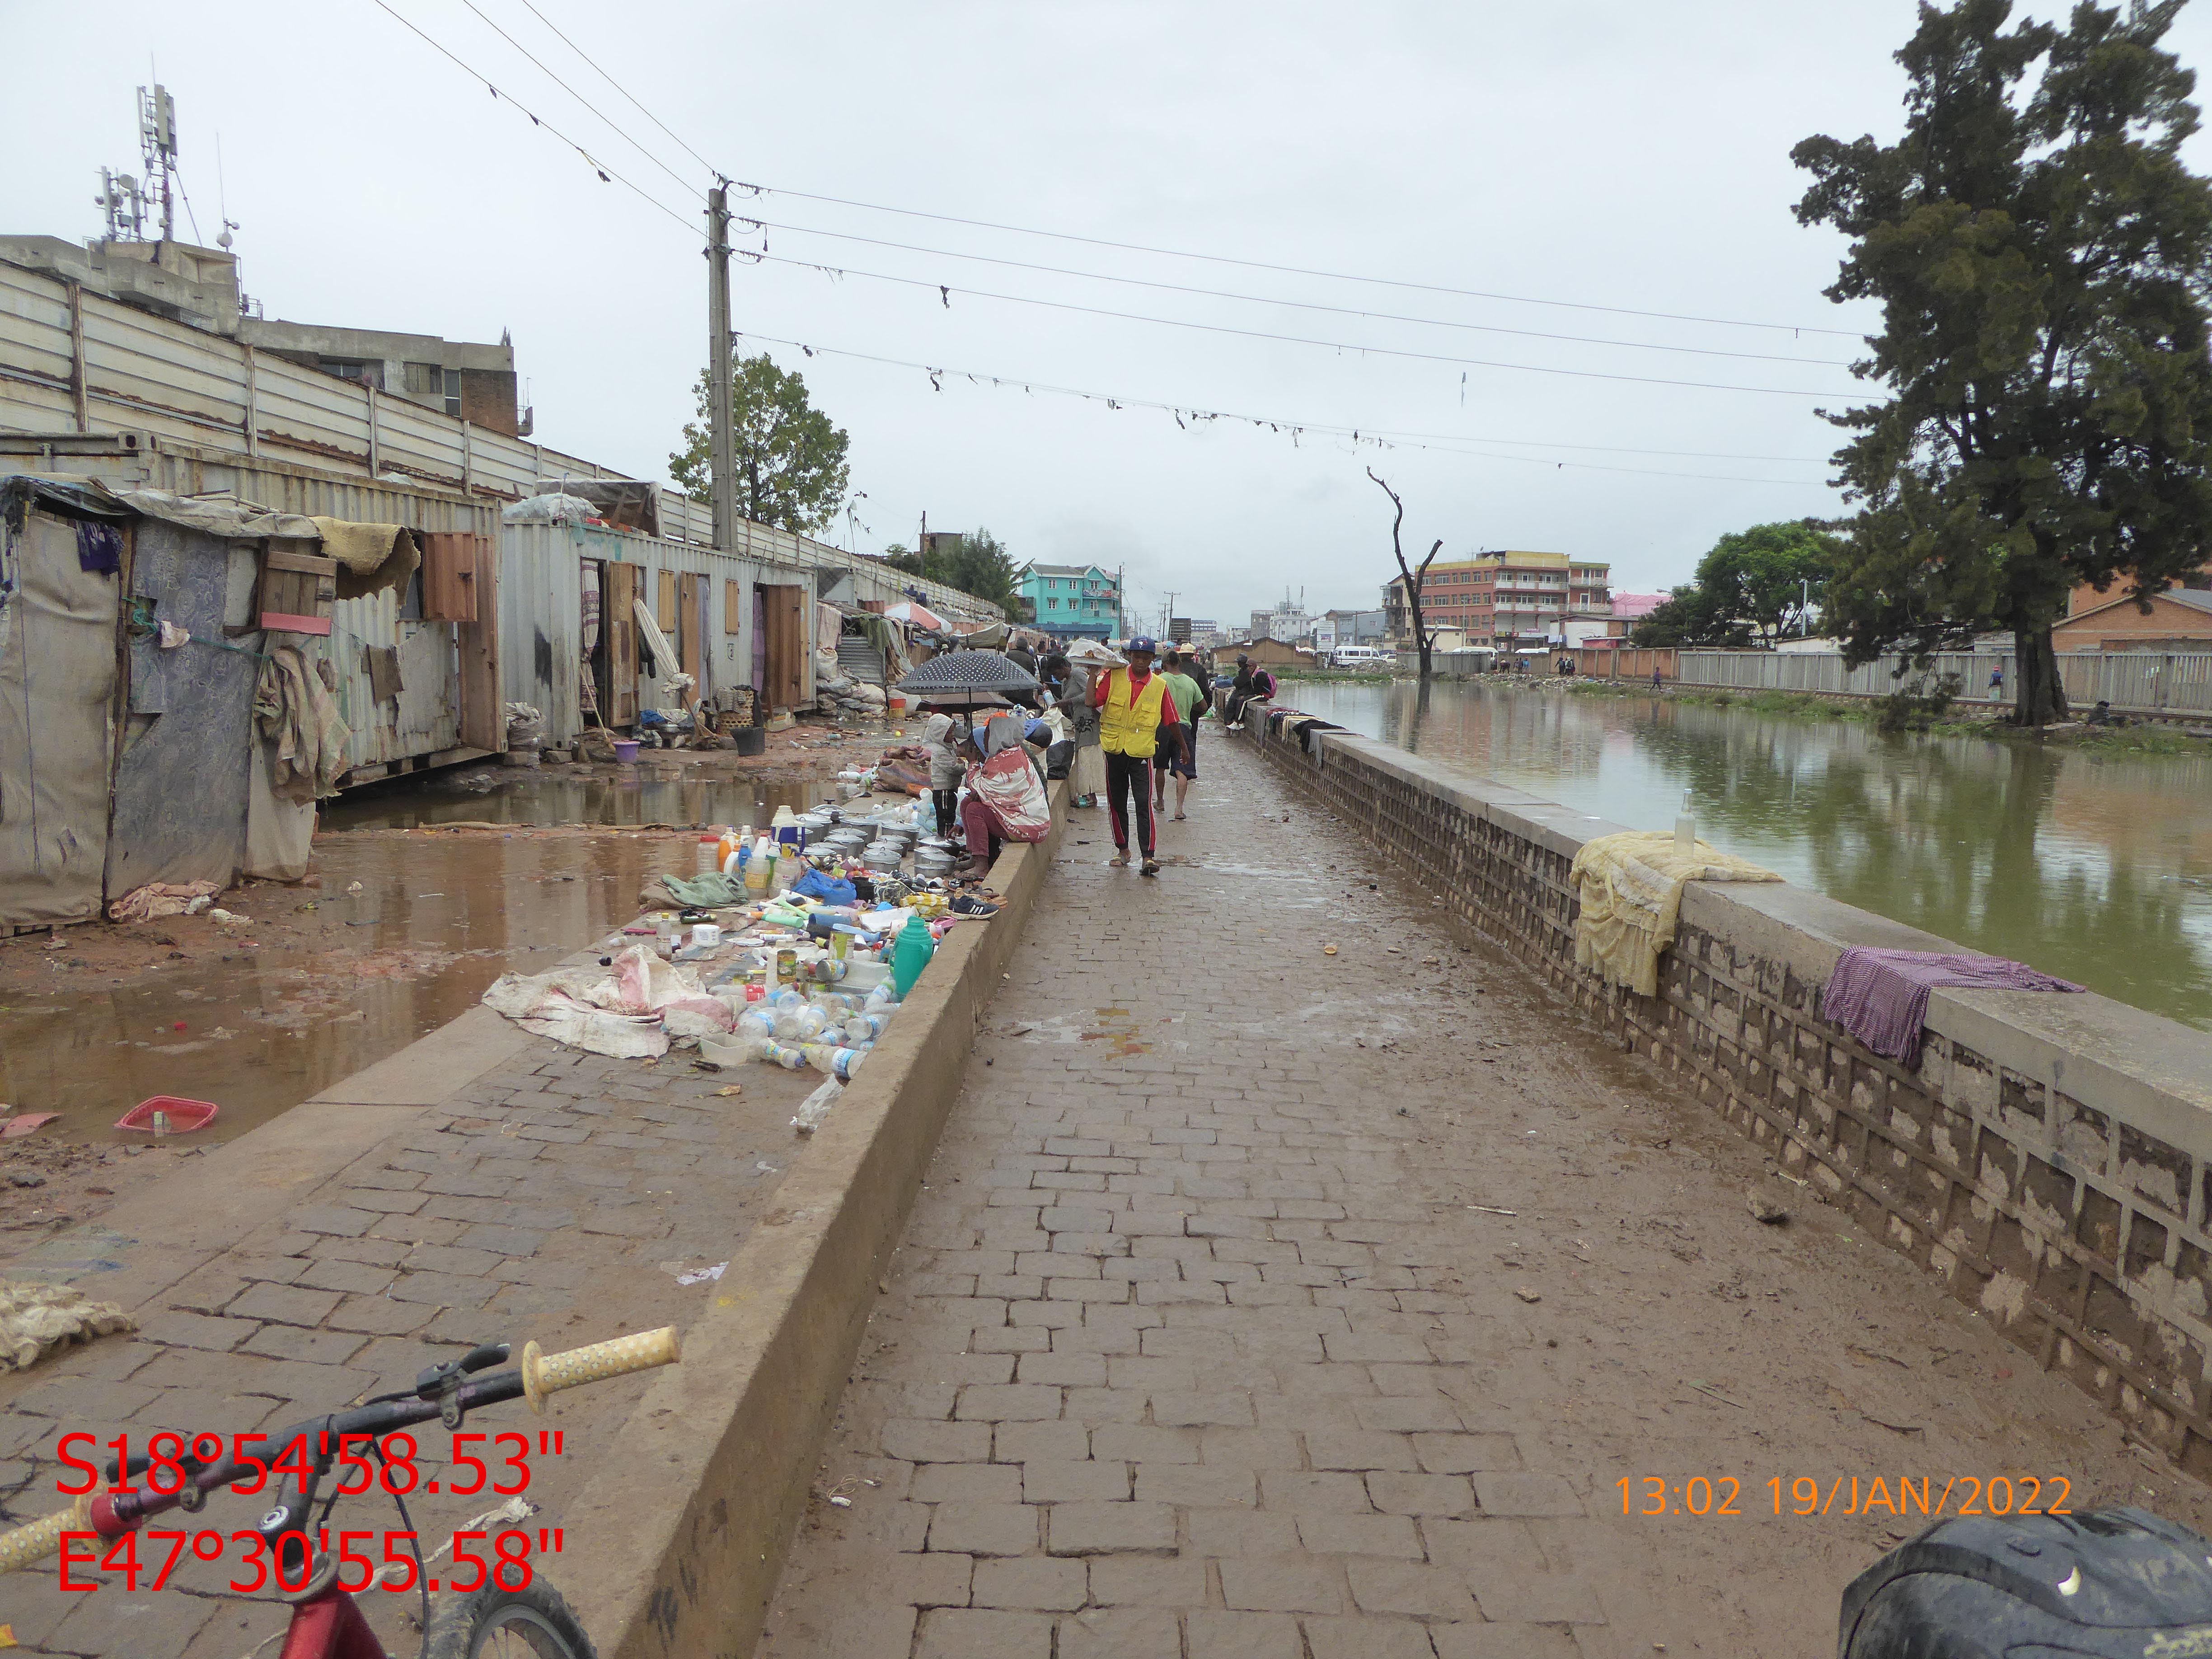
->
735;726;767;757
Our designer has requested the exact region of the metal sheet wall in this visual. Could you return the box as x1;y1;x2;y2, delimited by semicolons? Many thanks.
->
330;590;461;768
498;522;586;743
2;258;1000;622
1674;649;2212;717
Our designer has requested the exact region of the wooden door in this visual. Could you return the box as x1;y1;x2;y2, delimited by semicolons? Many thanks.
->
458;535;500;750
761;582;807;714
605;562;639;726
678;572;704;693
421;532;479;623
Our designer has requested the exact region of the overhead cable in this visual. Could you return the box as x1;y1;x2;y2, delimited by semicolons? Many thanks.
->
737;250;1860;398
733;216;1854;367
734;330;1838;487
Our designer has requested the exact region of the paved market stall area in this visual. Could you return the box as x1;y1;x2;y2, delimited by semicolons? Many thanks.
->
759;736;2212;1659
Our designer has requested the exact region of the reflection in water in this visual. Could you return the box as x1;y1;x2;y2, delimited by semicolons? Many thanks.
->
322;767;830;831
2;768;847;1144
1293;680;2212;1030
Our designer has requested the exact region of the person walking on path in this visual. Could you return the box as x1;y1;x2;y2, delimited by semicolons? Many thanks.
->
1091;635;1181;875
1153;650;1210;820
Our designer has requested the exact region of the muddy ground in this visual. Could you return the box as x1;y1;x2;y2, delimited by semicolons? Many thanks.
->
0;715;924;1261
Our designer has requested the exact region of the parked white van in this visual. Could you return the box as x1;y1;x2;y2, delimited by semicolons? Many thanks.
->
1329;645;1396;670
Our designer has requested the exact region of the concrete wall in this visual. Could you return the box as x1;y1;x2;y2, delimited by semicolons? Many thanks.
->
1237;710;2212;1479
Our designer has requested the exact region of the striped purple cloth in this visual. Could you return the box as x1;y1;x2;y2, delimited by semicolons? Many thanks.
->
1823;947;2084;1062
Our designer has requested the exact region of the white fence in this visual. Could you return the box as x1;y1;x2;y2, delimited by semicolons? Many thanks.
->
1675;650;2212;717
0;257;997;623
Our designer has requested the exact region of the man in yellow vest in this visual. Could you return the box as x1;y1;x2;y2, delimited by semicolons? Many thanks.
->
1088;636;1185;876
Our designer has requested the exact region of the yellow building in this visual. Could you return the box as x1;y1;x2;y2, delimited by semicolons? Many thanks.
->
1383;553;1610;650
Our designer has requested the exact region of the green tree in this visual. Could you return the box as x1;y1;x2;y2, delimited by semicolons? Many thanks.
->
1633;520;1839;646
876;531;1022;610
1794;0;2212;725
669;353;851;535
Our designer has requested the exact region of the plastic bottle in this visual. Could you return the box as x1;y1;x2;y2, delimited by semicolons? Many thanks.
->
696;834;721;876
736;1007;775;1042
772;803;800;853
745;834;773;892
891;914;936;998
755;1038;810;1071
844;1012;889;1045
1674;788;1696;854
717;825;742;869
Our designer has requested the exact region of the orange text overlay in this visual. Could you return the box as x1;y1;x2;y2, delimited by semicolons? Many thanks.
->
1618;1474;2072;1519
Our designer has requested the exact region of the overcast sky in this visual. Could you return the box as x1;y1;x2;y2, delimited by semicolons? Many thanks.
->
13;1;2212;629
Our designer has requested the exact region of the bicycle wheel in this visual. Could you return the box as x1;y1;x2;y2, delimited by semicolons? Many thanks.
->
421;1579;595;1659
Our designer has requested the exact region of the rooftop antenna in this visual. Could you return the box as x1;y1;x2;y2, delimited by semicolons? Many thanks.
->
214;131;238;250
137;81;178;242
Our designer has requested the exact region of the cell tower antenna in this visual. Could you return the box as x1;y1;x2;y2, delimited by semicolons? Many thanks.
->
215;131;238;250
137;82;178;242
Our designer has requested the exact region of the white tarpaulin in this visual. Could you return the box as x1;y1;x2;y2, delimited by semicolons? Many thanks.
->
481;944;735;1058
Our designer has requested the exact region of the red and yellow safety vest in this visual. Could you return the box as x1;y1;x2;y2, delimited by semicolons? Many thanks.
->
1097;669;1169;758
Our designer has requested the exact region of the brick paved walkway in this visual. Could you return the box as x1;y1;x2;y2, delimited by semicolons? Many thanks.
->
2;1008;819;1657
761;742;1628;1659
759;735;2205;1659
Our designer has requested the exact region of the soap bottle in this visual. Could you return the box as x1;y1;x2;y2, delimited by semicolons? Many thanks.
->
745;834;773;891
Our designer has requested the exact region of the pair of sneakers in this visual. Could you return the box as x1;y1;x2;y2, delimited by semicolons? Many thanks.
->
1108;853;1162;876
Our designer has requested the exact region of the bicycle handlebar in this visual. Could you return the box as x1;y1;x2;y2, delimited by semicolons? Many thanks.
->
520;1325;680;1412
0;1326;681;1575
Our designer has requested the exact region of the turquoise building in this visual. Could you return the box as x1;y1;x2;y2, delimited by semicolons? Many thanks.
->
1016;562;1121;642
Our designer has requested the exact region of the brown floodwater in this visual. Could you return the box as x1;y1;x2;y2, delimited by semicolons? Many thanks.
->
0;767;837;1146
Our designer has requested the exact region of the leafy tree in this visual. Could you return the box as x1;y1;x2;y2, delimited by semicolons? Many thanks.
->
877;531;1022;610
1631;520;1839;645
1794;0;2212;725
669;353;851;535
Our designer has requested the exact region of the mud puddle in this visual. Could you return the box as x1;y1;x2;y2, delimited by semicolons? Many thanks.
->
1;773;844;1152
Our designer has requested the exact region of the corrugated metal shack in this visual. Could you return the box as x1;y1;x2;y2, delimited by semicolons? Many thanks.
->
0;475;392;931
0;253;1003;767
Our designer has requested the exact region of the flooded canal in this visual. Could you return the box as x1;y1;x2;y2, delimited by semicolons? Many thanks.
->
1284;678;2212;1031
0;764;836;1144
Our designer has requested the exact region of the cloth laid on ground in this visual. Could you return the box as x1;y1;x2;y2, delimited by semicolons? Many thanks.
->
1823;947;2085;1062
1570;831;1783;998
793;869;858;906
1;1279;136;1372
75;520;122;573
481;943;735;1058
255;646;351;801
108;878;219;923
970;745;1051;842
658;870;746;907
309;518;420;602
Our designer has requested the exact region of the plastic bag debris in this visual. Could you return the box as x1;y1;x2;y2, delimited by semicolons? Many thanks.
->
793;1077;842;1134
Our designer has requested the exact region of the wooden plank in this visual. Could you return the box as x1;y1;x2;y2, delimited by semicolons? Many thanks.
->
656;567;678;632
259;611;332;636
420;531;478;622
265;549;337;576
607;562;640;726
679;572;704;691
459;534;501;751
725;577;744;635
763;582;807;713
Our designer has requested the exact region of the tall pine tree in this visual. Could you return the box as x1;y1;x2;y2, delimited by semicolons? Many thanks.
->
1795;0;2212;723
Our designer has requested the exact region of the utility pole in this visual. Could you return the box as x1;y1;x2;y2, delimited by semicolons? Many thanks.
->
1116;565;1125;642
1161;590;1179;643
705;185;736;553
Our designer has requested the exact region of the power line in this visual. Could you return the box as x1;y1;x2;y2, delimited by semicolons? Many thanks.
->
739;249;1861;398
453;0;709;198
457;2;1862;342
732;215;1855;368
735;181;1865;341
734;329;1838;487
369;0;699;238
508;0;725;180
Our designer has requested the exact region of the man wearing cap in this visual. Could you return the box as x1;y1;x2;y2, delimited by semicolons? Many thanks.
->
1090;636;1183;876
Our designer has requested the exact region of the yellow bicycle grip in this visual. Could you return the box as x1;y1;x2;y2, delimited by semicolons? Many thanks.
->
0;1497;91;1576
520;1326;680;1414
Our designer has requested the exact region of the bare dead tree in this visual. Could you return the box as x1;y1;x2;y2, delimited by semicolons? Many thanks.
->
1369;469;1443;680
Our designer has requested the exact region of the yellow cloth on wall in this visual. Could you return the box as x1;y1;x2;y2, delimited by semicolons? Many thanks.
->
309;518;419;601
1569;830;1782;997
